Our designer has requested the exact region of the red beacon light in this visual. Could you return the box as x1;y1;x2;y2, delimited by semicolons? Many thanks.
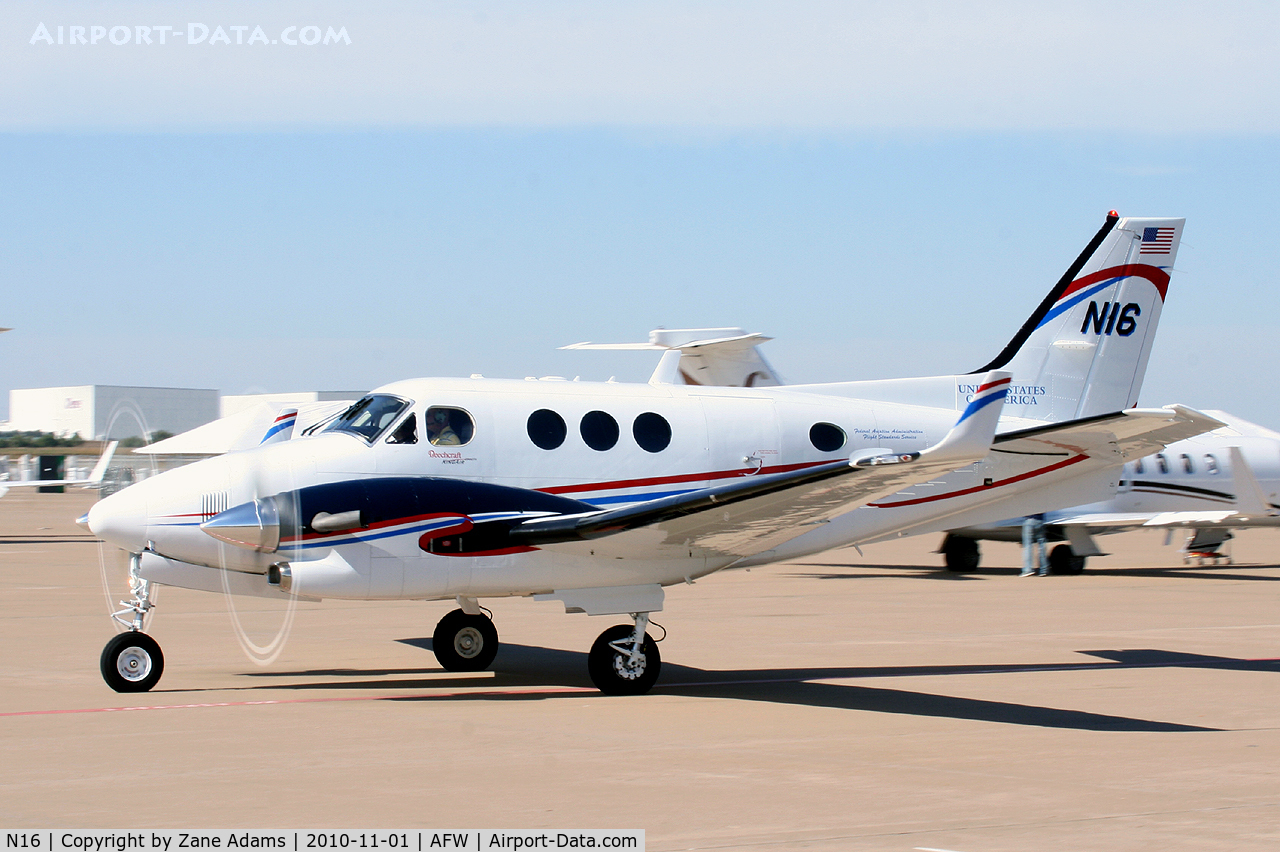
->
1108;209;1119;217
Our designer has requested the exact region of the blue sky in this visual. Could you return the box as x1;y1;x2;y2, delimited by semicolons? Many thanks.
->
3;2;1279;426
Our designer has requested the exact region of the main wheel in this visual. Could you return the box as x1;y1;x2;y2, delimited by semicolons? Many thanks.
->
588;625;661;695
941;535;980;573
100;632;164;693
432;609;499;671
1048;544;1086;575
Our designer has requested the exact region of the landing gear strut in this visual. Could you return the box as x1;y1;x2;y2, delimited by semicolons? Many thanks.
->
588;613;661;695
101;552;165;693
432;608;500;671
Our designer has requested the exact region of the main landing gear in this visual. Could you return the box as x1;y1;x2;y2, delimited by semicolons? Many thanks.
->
101;552;165;693
431;605;662;695
941;534;981;573
939;534;1089;575
432;607;500;671
588;614;661;695
1047;543;1086;575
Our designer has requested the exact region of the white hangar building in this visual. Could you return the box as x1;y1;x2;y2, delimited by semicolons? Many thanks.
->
7;385;220;441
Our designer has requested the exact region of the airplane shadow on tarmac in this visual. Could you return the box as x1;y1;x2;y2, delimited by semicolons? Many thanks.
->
229;641;1279;733
791;561;1280;583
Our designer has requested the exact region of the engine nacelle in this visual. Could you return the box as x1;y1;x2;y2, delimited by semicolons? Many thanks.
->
272;550;416;600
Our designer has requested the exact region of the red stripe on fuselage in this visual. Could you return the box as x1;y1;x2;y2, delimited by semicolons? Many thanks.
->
536;460;832;496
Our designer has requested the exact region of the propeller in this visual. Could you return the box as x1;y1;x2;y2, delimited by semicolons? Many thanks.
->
212;406;303;667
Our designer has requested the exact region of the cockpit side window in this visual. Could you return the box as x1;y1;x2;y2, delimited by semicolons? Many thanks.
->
425;406;475;446
386;413;418;445
324;395;410;443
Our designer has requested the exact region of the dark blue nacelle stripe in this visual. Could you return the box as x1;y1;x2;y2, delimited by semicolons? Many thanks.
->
276;476;595;543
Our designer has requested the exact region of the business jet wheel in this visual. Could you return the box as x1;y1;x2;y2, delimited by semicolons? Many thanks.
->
100;632;164;693
588;625;661;695
941;535;980;573
1048;544;1086;575
432;609;499;671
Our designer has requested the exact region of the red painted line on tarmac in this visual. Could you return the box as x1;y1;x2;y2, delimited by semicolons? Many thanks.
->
0;685;597;717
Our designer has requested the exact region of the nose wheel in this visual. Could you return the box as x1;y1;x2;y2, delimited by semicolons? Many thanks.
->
101;631;164;693
588;614;661;695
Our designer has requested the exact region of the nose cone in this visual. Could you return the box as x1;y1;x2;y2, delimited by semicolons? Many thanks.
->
200;498;280;553
86;487;150;552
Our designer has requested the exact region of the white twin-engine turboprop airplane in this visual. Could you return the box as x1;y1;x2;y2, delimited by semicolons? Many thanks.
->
85;212;1219;695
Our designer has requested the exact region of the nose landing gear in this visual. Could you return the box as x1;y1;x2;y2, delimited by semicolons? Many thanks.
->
101;552;164;693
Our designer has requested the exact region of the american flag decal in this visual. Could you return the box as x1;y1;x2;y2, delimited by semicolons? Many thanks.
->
1140;226;1175;254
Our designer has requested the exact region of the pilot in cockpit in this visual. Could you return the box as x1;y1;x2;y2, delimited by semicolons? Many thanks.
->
426;409;461;445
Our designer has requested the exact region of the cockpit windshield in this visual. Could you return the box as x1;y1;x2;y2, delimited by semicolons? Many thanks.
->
323;394;410;443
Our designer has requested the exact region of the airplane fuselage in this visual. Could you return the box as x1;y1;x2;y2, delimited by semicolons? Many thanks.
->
94;377;953;587
90;374;1095;601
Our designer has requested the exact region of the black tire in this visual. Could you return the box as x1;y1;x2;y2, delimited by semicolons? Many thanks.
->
941;535;981;573
100;632;164;693
587;624;661;695
432;609;499;671
1048;544;1086;575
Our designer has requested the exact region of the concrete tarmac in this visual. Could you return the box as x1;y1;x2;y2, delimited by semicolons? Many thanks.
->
2;489;1279;850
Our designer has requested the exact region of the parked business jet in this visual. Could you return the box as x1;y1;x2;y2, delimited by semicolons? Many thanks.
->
939;412;1280;573
0;441;118;499
84;212;1217;695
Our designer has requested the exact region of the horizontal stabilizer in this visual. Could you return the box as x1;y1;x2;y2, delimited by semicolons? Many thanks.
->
994;405;1224;462
563;327;783;387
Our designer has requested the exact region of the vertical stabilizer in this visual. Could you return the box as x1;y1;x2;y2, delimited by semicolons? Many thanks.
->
975;213;1183;422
